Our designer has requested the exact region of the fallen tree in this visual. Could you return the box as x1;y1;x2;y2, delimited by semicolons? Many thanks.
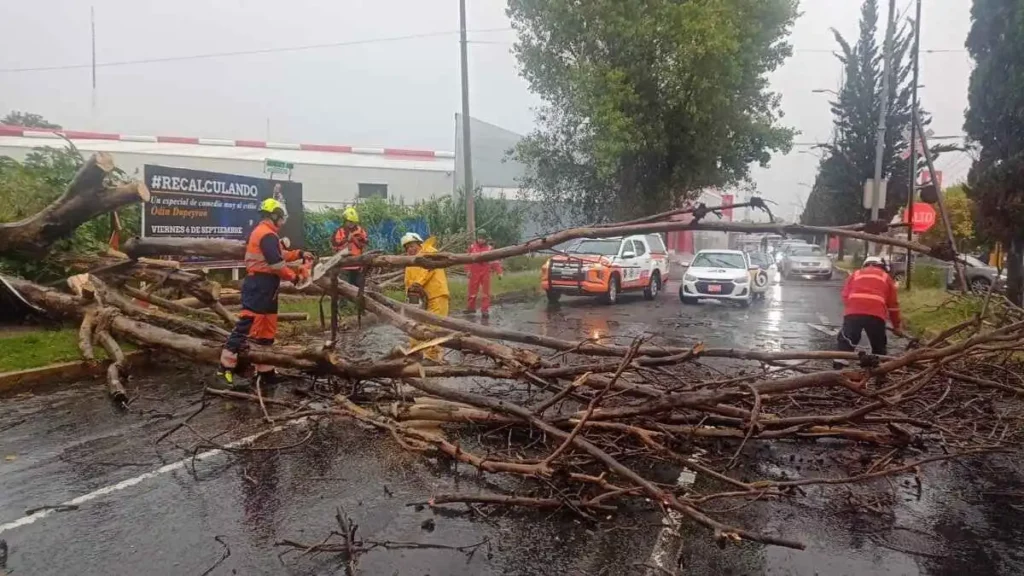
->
0;153;150;257
4;158;1024;554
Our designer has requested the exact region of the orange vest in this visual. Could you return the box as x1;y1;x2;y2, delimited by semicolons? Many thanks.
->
842;267;902;326
332;225;367;256
245;220;287;276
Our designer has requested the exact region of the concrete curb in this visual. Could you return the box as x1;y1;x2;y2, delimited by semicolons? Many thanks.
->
0;350;149;395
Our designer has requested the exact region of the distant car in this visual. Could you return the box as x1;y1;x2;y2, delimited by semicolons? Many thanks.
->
780;244;833;280
680;249;756;307
746;251;773;299
774;239;810;265
946;254;1006;293
541;234;669;304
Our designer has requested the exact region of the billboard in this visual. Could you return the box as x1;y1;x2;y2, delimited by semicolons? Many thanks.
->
142;165;304;248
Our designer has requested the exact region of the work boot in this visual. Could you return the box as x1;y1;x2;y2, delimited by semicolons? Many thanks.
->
212;367;253;392
480;310;490;319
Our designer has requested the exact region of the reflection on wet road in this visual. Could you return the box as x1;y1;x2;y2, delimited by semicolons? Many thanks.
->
3;271;1024;574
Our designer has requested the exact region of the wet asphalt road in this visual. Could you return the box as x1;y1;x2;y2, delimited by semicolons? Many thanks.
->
2;272;1024;575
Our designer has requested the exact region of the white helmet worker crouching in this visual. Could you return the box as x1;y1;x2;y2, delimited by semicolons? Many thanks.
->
862;256;889;272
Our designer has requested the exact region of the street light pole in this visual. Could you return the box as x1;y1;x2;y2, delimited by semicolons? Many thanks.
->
905;0;922;290
459;0;476;237
871;0;898;234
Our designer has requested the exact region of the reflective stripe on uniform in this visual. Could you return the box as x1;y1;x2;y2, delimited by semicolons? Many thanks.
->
849;293;887;304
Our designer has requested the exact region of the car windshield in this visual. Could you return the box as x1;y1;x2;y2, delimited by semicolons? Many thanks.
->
572;239;621;256
791;246;824;257
961;255;987;267
692;252;746;269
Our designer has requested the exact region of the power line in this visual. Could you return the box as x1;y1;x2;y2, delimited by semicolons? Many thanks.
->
0;28;513;74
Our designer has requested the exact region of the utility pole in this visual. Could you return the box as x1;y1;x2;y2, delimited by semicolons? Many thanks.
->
870;0;898;249
91;6;97;118
905;0;922;289
459;0;476;236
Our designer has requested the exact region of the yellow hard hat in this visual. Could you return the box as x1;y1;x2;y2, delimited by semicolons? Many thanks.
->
343;206;359;223
259;198;287;216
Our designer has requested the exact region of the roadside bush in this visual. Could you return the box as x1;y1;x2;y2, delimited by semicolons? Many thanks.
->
502;254;548;272
909;265;947;290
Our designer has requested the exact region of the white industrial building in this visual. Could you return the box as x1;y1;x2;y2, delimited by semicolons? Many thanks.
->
0;125;456;209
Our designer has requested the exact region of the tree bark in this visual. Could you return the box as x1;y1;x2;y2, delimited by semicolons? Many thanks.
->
0;153;150;257
1007;237;1023;306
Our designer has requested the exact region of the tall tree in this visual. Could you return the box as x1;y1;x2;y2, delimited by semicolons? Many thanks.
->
507;0;798;223
964;0;1024;303
802;0;944;229
1;111;61;129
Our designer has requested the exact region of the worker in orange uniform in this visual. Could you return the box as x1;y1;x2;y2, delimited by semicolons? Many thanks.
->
217;198;312;389
834;256;903;370
331;206;369;285
402;232;449;361
464;228;503;319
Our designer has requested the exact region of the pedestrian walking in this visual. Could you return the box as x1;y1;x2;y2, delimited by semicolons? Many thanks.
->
464;228;503;318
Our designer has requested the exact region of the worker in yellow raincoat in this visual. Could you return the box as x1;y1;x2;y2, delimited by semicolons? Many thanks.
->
401;232;449;361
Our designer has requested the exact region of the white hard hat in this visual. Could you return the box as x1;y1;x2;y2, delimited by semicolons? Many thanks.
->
400;232;424;248
862;256;887;269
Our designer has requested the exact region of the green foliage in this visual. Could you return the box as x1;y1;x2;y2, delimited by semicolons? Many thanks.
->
507;0;798;222
802;0;952;228
918;185;976;251
964;0;1024;303
0;145;139;281
908;265;947;290
303;192;526;256
1;111;61;129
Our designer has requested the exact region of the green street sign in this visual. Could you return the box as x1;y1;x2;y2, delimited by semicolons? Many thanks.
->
264;158;294;175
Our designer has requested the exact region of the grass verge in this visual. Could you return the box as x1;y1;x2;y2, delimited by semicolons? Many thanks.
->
0;271;542;372
899;288;984;340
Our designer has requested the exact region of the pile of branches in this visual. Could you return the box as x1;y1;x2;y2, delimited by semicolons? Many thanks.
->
4;153;1024;552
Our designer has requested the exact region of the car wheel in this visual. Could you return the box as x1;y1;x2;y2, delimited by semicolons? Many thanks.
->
546;290;561;304
970;277;992;294
644;271;661;300
604;274;620;305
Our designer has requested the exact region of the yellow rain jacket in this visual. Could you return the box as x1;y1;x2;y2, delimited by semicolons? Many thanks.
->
404;237;449;361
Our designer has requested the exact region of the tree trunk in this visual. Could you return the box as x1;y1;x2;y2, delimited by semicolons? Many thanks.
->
1007;237;1024;306
0;153;150;257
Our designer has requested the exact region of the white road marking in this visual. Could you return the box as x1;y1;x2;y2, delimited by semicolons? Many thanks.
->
643;456;700;575
818;313;831;326
0;418;308;535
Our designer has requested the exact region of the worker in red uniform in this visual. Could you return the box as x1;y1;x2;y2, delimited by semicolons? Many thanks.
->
217;198;312;389
330;206;369;285
834;256;903;369
464;228;503;318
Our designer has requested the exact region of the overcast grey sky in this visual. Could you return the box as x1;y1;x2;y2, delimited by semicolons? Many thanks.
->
0;0;973;215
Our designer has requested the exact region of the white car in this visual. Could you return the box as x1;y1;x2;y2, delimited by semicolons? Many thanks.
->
679;249;757;307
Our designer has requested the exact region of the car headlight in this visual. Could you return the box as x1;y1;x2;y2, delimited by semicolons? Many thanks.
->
684;273;697;282
734;275;749;284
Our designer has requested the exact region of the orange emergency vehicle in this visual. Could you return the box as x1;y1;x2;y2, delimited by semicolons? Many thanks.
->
541;234;670;304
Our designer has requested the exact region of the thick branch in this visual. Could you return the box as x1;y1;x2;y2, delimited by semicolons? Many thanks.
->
0;153;150;256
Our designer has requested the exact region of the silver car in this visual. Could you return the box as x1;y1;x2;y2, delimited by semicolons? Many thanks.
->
781;245;833;280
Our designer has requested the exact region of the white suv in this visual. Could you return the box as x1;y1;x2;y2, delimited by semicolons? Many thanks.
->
542;234;671;304
679;249;757;307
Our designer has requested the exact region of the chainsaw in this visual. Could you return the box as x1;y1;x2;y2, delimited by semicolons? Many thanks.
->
295;248;350;289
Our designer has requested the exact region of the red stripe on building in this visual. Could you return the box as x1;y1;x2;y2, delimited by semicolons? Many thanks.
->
0;125;26;136
383;148;437;158
157;135;201;144
300;143;354;153
61;130;120;140
235;140;267;148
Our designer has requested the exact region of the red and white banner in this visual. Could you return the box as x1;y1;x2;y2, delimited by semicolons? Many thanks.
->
918;170;943;189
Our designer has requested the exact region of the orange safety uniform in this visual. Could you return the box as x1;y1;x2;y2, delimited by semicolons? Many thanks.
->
331;224;369;271
220;219;302;374
841;266;902;329
466;241;502;313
